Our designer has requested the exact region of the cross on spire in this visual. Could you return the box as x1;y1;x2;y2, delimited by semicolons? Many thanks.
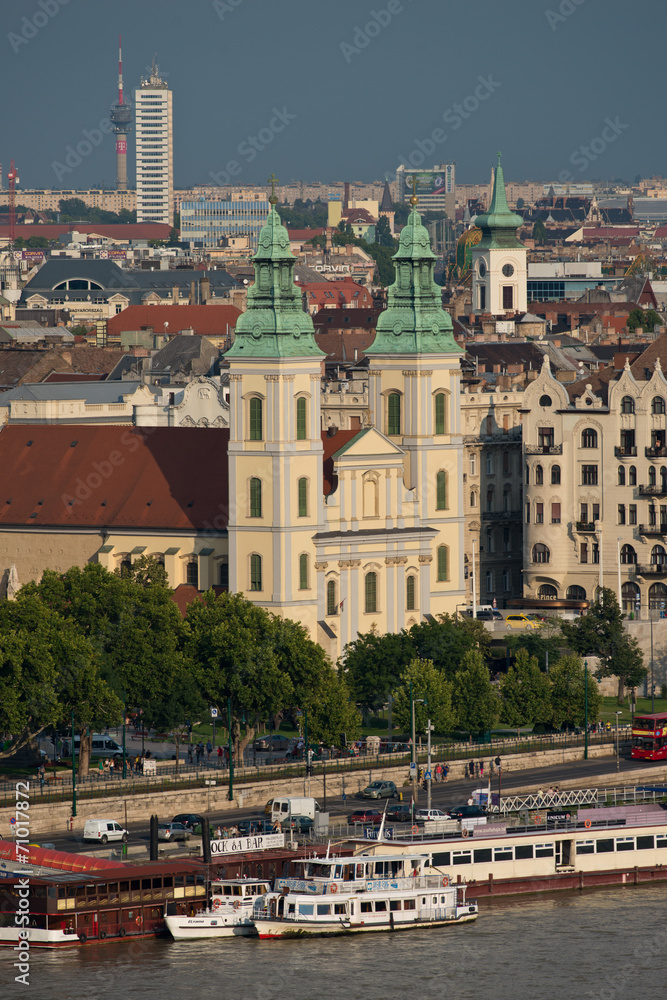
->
267;173;279;204
408;173;419;206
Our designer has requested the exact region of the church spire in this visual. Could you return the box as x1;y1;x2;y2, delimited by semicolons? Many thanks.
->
367;183;460;356
225;179;323;359
474;152;524;250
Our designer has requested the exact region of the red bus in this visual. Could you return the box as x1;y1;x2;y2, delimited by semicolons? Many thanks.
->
631;712;667;761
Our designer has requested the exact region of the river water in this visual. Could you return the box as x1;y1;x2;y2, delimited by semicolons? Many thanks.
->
2;886;665;999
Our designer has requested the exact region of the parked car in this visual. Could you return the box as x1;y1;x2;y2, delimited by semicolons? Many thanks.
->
83;819;128;844
348;809;383;825
475;609;503;621
447;805;487;820
254;734;290;751
172;813;203;832
361;780;397;800
504;614;540;630
414;808;450;825
236;818;275;836
158;822;191;841
385;804;414;823
284;815;314;834
525;612;548;623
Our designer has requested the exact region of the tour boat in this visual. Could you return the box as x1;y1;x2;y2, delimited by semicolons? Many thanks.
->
165;878;270;940
252;852;477;938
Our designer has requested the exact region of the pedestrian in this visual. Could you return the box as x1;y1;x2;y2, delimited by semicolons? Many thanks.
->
217;745;223;765
480;761;484;779
38;763;45;789
214;825;222;839
468;760;475;779
435;763;442;783
474;761;480;779
103;758;110;777
98;758;104;779
188;745;193;765
206;740;213;761
108;758;115;778
443;763;449;781
495;755;501;773
489;758;495;776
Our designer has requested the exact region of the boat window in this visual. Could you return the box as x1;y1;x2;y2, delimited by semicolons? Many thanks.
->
334;903;346;915
142;879;151;890
615;838;635;852
223;886;232;896
596;839;614;854
163;877;173;888
288;903;295;914
431;852;451;866
473;848;492;863
576;841;595;855
494;848;513;862
299;904;314;916
453;851;471;865
355;864;364;879
432;897;438;905
334;865;343;879
317;904;331;915
637;835;655;850
404;899;416;910
389;900;402;911
440;896;447;904
515;845;534;860
234;886;243;896
131;880;140;891
319;865;331;878
535;844;554;858
375;900;387;911
361;901;373;913
657;835;667;849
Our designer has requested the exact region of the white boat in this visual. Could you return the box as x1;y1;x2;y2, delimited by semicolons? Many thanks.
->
252;852;477;939
165;878;270;940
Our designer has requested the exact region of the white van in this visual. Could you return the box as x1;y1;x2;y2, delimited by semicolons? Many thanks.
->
271;797;321;823
83;819;129;844
64;735;124;759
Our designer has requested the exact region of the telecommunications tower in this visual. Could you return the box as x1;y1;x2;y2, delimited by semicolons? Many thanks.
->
109;35;133;190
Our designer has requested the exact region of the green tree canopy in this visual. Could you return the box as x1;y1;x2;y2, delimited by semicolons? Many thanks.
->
506;625;566;673
306;670;361;747
627;307;662;333
343;629;415;713
452;650;500;734
549;654;600;728
533;218;548;243
391;659;455;735
408;614;490;681
500;648;552;728
375;215;396;248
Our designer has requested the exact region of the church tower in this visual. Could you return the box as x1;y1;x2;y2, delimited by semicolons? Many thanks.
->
225;180;325;632
472;153;527;315
365;182;464;617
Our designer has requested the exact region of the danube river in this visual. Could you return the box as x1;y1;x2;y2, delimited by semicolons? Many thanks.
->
2;886;665;999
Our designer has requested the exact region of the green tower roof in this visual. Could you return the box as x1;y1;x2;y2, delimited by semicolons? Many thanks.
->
366;201;461;356
225;197;324;360
474;153;524;250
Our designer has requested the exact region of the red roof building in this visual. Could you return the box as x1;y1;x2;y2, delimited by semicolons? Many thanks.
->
106;304;241;340
300;277;374;315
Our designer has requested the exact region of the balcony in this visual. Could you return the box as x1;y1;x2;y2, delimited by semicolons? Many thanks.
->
615;446;637;458
645;446;667;458
525;444;562;455
638;523;667;536
637;484;667;497
637;563;667;576
482;509;523;521
575;521;598;533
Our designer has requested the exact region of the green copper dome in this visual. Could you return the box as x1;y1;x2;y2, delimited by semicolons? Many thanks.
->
366;205;461;356
225;204;324;360
474;153;524;250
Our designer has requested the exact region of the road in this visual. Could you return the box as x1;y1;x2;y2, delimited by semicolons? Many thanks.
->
31;751;651;854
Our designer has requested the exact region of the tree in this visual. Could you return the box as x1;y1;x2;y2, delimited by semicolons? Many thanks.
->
500;648;552;728
516;197;525;210
12;237;25;250
306;670;361;746
144;662;207;775
333;221;355;246
26;235;49;249
533;218;548;243
342;629;415;714
559;587;646;703
408;614;490;681
375;215;395;247
549;654;600;728
452;650;499;734
627;307;662;333
505;625;565;673
391;659;455;735
167;227;181;247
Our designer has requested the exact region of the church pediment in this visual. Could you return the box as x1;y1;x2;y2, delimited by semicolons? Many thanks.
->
332;426;404;460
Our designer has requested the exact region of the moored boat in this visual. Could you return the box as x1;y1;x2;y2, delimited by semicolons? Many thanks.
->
165;878;270;940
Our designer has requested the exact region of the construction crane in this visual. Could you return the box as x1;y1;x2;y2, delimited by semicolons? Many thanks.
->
7;160;18;245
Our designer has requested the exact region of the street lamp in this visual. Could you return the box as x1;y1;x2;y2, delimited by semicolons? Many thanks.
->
583;661;588;760
615;710;622;771
635;593;641;621
410;685;424;805
426;718;434;811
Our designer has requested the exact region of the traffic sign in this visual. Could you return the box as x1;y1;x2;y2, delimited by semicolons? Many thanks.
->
210;707;218;719
410;762;417;775
492;597;497;609
425;770;432;780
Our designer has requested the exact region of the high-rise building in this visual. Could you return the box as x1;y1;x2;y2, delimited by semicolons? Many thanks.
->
396;164;455;219
108;36;132;192
135;59;173;226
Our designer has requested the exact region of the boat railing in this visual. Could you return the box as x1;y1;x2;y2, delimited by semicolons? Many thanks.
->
274;874;451;894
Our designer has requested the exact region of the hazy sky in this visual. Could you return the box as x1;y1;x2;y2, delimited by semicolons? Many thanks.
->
5;0;666;191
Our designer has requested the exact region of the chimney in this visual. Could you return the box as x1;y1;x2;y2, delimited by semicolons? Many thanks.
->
200;276;210;304
189;281;196;305
172;285;179;304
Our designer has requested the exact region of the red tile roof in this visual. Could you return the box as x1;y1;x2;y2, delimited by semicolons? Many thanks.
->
0;223;172;241
107;304;241;339
0;426;229;531
288;229;325;241
322;428;362;495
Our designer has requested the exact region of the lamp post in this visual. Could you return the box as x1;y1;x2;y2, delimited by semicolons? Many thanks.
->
635;593;641;621
651;611;655;713
471;538;477;621
615;710;622;771
583;661;589;760
70;709;76;819
410;684;424;804
426;718;433;811
122;691;127;780
227;696;234;801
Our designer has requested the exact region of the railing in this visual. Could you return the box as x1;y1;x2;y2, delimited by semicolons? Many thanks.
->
637;484;667;497
645;446;667;458
575;520;598;532
638;524;667;535
615;446;637;457
525;444;562;455
482;510;523;521
499;787;601;813
637;563;667;575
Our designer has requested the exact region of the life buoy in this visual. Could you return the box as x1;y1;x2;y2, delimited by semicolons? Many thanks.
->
99;930;107;940
78;932;87;943
585;819;591;829
135;916;142;927
534;815;543;825
330;883;338;894
212;899;222;909
442;876;449;887
411;825;418;834
462;828;469;838
118;927;126;937
233;900;241;910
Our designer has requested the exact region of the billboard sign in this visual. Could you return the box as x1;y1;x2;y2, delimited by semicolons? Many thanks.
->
209;833;285;856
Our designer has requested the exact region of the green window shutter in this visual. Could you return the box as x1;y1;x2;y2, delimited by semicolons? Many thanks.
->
298;477;308;517
250;553;262;591
327;580;337;615
296;397;307;440
365;572;377;613
249;398;263;441
437;546;448;581
436;471;447;510
249;478;262;517
406;575;415;610
387;393;401;436
299;553;309;590
435;393;445;435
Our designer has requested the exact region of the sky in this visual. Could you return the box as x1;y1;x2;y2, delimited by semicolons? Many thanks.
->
4;0;666;192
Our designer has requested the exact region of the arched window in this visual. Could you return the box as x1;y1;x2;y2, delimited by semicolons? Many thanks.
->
620;544;636;565
661;467;667;492
437;545;449;581
485;570;494;594
119;557;132;577
434;393;446;435
502;568;510;591
621;395;635;414
525;463;530;485
186;560;198;588
539;394;552;407
535;464;543;485
567;585;586;601
532;543;550;563
629;465;637;486
649;466;657;487
469;490;477;508
249;397;263;440
538;584;558;599
581;428;598;448
649;582;667;609
436;471;447;510
296;397;307;440
652;396;666;415
503;485;511;512
622;581;640;612
486;489;494;512
651;544;666;566
551;465;561;485
249;477;262;518
219;560;229;590
299;553;309;590
250;553;262;591
326;579;338;616
364;572;377;613
618;466;626;486
406;575;416;610
297;477;308;517
387;393;401;435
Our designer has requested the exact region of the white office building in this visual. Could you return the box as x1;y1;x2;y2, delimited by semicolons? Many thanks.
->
135;60;173;226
